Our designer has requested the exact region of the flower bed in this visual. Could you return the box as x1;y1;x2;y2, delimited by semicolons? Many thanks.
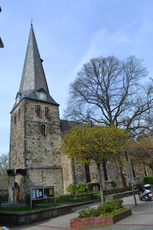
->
70;208;132;228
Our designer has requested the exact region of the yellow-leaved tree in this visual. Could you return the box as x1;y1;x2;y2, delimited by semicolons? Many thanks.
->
61;124;131;203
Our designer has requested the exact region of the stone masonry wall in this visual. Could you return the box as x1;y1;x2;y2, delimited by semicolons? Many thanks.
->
9;99;25;169
60;150;74;194
24;99;61;168
25;168;63;198
121;159;149;186
75;163;87;184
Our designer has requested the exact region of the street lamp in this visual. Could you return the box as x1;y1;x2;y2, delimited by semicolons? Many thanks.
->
7;169;15;208
125;149;137;206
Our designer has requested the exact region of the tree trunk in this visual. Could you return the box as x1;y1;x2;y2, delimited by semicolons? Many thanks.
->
71;158;76;185
97;163;104;204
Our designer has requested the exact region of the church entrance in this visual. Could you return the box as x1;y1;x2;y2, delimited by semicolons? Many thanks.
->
85;164;91;182
15;183;19;202
122;176;127;187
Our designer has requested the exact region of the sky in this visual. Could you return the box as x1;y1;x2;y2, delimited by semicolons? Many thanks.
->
1;0;153;154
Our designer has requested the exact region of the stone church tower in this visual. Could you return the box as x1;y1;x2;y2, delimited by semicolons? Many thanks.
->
8;24;63;202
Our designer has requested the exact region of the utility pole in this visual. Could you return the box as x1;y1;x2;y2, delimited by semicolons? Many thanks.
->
125;150;137;206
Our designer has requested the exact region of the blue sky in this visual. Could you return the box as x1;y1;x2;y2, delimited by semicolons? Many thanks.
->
1;0;153;154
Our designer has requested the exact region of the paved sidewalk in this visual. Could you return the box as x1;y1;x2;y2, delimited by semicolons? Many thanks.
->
94;195;153;230
3;195;153;230
4;200;100;230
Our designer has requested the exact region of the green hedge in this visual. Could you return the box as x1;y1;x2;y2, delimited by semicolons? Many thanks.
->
0;195;3;207
59;191;95;199
66;183;88;194
56;193;96;203
144;176;153;184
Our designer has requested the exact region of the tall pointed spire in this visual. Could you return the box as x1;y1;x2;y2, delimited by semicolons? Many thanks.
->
12;24;59;111
19;24;49;95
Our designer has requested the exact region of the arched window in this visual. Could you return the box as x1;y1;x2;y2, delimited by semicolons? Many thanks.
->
42;125;46;136
18;109;20;121
102;160;108;181
37;105;41;117
131;162;136;177
144;166;147;176
14;114;16;125
45;107;49;118
85;164;91;182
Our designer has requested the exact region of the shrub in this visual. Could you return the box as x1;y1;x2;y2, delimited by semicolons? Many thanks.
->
78;206;92;218
88;183;100;192
113;199;123;209
76;183;88;193
0;195;3;208
102;201;115;213
25;194;30;207
66;184;76;194
25;193;38;207
90;207;100;217
144;176;153;184
3;193;8;203
110;181;116;188
78;199;123;218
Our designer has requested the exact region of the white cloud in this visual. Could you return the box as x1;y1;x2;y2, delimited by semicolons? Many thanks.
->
67;27;133;81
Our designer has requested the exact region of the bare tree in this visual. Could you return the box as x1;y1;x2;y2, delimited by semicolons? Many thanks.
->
129;137;153;174
0;153;9;182
64;56;153;137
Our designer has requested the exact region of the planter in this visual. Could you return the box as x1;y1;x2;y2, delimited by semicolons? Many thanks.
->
70;208;132;228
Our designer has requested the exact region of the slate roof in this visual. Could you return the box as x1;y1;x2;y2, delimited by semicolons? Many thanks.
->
19;24;49;95
60;119;81;133
0;37;4;48
12;24;59;112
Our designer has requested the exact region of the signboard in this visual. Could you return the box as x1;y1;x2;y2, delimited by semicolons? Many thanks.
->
32;188;43;199
30;186;55;209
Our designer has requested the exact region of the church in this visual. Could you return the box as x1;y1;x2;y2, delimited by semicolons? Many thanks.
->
8;24;148;202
